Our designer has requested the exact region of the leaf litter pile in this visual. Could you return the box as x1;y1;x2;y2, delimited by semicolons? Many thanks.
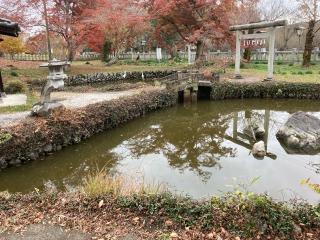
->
0;190;319;240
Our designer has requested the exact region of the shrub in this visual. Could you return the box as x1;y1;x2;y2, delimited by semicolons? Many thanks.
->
82;169;124;198
4;80;26;94
305;70;313;74
276;61;283;65
26;78;47;88
297;71;304;75
10;71;18;77
0;132;12;144
288;63;294;66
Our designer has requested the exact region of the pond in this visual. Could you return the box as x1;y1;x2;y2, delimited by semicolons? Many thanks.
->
1;99;320;203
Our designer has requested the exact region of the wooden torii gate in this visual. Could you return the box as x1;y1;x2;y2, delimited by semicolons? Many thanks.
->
230;20;287;81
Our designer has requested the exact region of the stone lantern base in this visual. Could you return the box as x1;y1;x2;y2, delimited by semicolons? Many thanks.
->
31;101;65;117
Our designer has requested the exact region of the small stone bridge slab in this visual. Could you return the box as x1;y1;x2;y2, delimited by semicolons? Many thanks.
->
154;71;214;92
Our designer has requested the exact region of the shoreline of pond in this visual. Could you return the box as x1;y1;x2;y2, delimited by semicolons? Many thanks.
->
1;188;319;239
1;80;320;170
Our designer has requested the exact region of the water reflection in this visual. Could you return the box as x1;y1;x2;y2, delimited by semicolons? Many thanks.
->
0;99;319;203
114;106;236;181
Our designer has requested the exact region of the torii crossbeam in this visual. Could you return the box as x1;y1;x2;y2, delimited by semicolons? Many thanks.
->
230;20;287;81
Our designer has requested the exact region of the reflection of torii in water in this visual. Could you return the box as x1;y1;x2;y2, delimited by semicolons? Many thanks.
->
224;110;277;160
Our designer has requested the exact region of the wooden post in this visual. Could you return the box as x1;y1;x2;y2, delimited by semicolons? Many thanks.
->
184;89;191;102
266;27;276;81
235;30;242;78
233;112;238;139
188;44;192;65
264;110;270;151
0;70;4;96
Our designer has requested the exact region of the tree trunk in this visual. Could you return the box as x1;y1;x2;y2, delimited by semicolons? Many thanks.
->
243;29;254;62
195;40;205;61
67;41;74;61
302;20;315;67
0;70;4;93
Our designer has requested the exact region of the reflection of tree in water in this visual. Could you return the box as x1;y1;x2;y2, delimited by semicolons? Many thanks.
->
121;106;236;181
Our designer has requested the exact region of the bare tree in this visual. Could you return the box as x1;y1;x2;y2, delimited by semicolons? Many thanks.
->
259;0;292;21
297;0;320;66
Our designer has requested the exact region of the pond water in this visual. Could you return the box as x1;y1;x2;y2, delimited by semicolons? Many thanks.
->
1;99;320;203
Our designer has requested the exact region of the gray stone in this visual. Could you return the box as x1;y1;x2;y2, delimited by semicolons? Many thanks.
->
276;112;320;154
252;141;266;158
31;102;65;117
43;144;53;153
9;158;21;166
293;223;302;235
28;152;39;161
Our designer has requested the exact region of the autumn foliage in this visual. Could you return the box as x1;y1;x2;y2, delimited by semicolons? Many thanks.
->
143;0;235;60
0;0;268;62
0;37;25;59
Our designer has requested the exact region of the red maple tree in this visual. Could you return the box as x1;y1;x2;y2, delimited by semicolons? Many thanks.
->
144;0;235;61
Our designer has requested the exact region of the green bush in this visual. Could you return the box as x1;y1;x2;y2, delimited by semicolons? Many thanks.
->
305;70;313;74
276;61;283;65
4;80;26;94
10;71;18;77
297;71;304;75
26;78;47;87
288;63;294;66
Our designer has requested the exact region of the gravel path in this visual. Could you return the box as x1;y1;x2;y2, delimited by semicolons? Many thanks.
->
0;87;160;128
0;111;30;128
0;224;90;240
51;88;147;109
0;94;27;107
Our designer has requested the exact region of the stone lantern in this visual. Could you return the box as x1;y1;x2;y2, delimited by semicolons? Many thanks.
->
31;59;70;116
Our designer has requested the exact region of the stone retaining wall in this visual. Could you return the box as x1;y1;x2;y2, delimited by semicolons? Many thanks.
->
0;89;177;169
211;82;320;100
65;70;176;86
28;70;177;88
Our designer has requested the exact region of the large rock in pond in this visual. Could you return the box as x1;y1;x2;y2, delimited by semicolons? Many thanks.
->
276;112;320;154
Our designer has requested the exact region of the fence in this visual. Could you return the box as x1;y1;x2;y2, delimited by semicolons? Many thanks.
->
3;50;320;63
119;50;320;63
3;52;101;62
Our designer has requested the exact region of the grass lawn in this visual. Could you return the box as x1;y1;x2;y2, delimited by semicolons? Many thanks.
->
1;58;319;84
1;59;188;84
225;62;320;83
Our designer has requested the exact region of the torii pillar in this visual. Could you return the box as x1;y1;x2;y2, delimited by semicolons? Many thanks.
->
230;20;287;81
